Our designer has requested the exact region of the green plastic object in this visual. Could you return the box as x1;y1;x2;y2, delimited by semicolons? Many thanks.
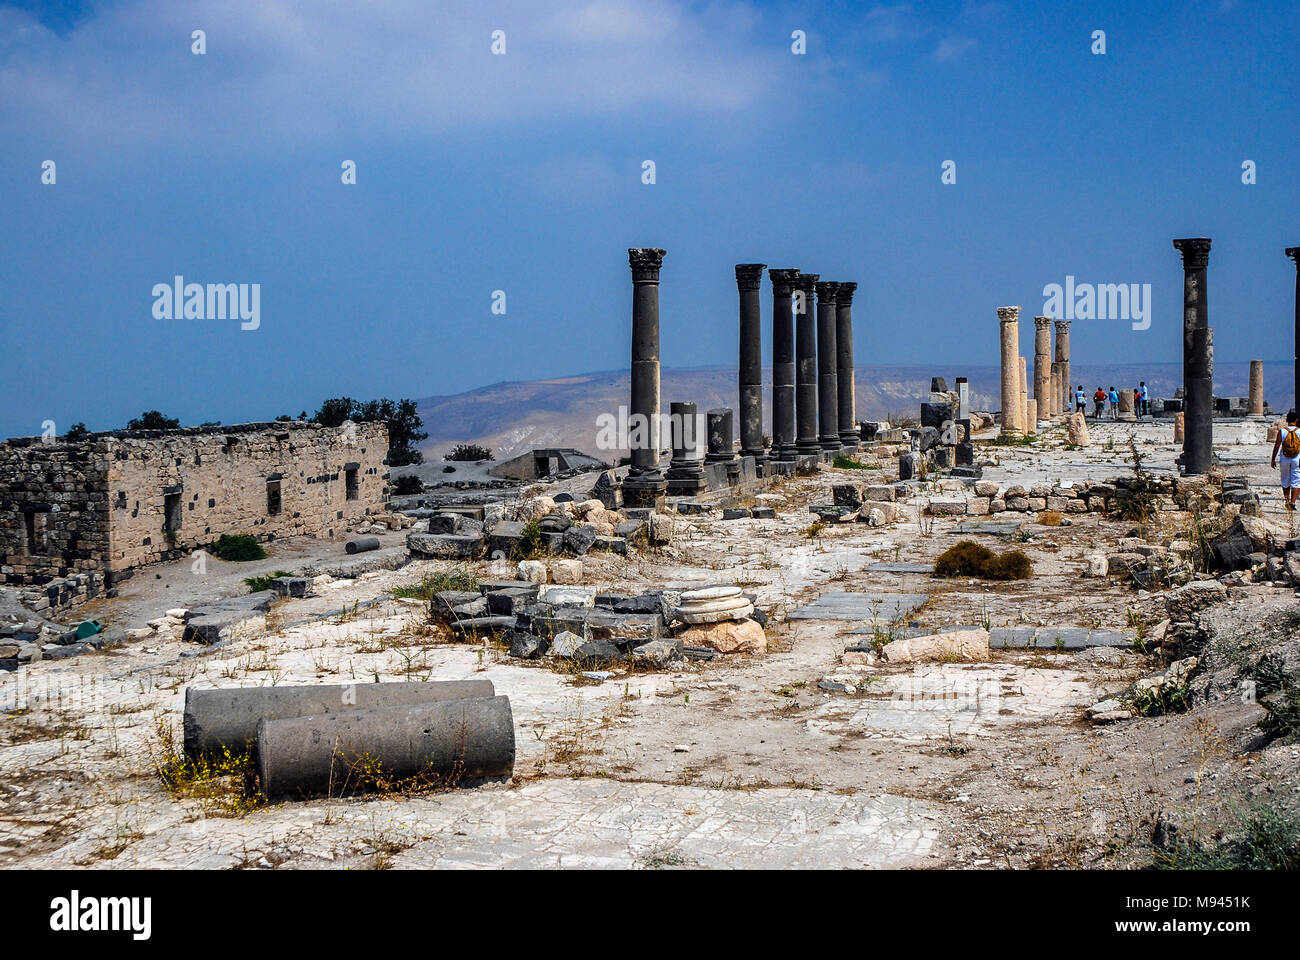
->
75;620;103;640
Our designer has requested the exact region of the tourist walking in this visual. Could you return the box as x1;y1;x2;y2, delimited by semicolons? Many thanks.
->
1074;385;1086;415
1092;387;1106;419
1108;386;1119;419
1271;409;1300;511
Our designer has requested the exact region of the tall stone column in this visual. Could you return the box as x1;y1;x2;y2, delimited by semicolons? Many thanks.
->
795;272;820;456
1019;356;1030;432
835;281;859;447
1288;247;1300;411
1249;360;1265;416
1049;366;1059;417
1174;237;1214;475
769;269;800;461
998;306;1022;435
1033;316;1052;419
1054;320;1071;415
624;248;668;505
816;281;841;452
736;264;767;465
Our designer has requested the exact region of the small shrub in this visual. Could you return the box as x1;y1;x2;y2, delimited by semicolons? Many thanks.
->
804;520;826;538
1154;803;1300;870
512;517;544;560
832;455;876;470
984;550;1033;580
1258;684;1300;742
392;475;424;495
444;443;495;462
933;540;1033;580
211;534;267;562
392;566;480;601
1113;439;1158;522
1129;682;1191;717
244;570;294;593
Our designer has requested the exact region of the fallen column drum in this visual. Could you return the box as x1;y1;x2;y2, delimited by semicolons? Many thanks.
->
183;679;495;757
256;695;516;796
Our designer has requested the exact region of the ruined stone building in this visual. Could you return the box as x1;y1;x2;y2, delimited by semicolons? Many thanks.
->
0;421;389;587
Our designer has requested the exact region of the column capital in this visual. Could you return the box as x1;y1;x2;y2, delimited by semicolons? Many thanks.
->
795;272;819;292
768;268;801;292
734;263;766;290
1034;315;1052;329
1172;237;1212;270
836;281;857;304
628;247;666;282
996;305;1021;323
1286;246;1300;268
1054;318;1070;334
815;281;840;304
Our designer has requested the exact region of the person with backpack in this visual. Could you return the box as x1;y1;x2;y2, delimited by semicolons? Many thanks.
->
1107;386;1119;419
1092;387;1106;418
1074;385;1086;415
1271;409;1300;511
1133;383;1145;419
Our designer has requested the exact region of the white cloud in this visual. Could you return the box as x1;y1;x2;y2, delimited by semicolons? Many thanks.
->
0;0;789;149
933;34;977;62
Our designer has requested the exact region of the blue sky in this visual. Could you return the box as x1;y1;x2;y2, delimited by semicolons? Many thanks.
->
1;0;1296;439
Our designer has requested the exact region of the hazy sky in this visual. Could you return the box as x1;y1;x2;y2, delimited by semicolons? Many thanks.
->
1;0;1296;439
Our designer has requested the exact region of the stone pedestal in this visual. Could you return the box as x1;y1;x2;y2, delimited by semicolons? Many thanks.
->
624;248;668;506
816;281;841;452
706;408;736;462
666;401;706;494
998;306;1022;435
1174;238;1214;475
835;281;859;447
1026;399;1037;430
769;269;800;461
1117;389;1136;421
1249;359;1265;415
795;273;820;457
1174;411;1185;442
736;264;767;465
1054;320;1071;418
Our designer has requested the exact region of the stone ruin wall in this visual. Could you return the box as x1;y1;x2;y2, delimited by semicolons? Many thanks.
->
0;421;390;585
105;422;390;572
0;440;111;585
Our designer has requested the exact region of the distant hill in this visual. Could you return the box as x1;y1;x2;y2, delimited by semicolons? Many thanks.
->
416;361;1290;461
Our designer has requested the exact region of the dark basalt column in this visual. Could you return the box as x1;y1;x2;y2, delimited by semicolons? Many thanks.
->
768;269;801;461
835;281;858;447
624;248;668;505
257;697;516;796
795;272;820;456
736;264;767;465
816;281;841;452
1288;247;1300;411
666;400;706;493
1174;238;1214;475
706;408;736;462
